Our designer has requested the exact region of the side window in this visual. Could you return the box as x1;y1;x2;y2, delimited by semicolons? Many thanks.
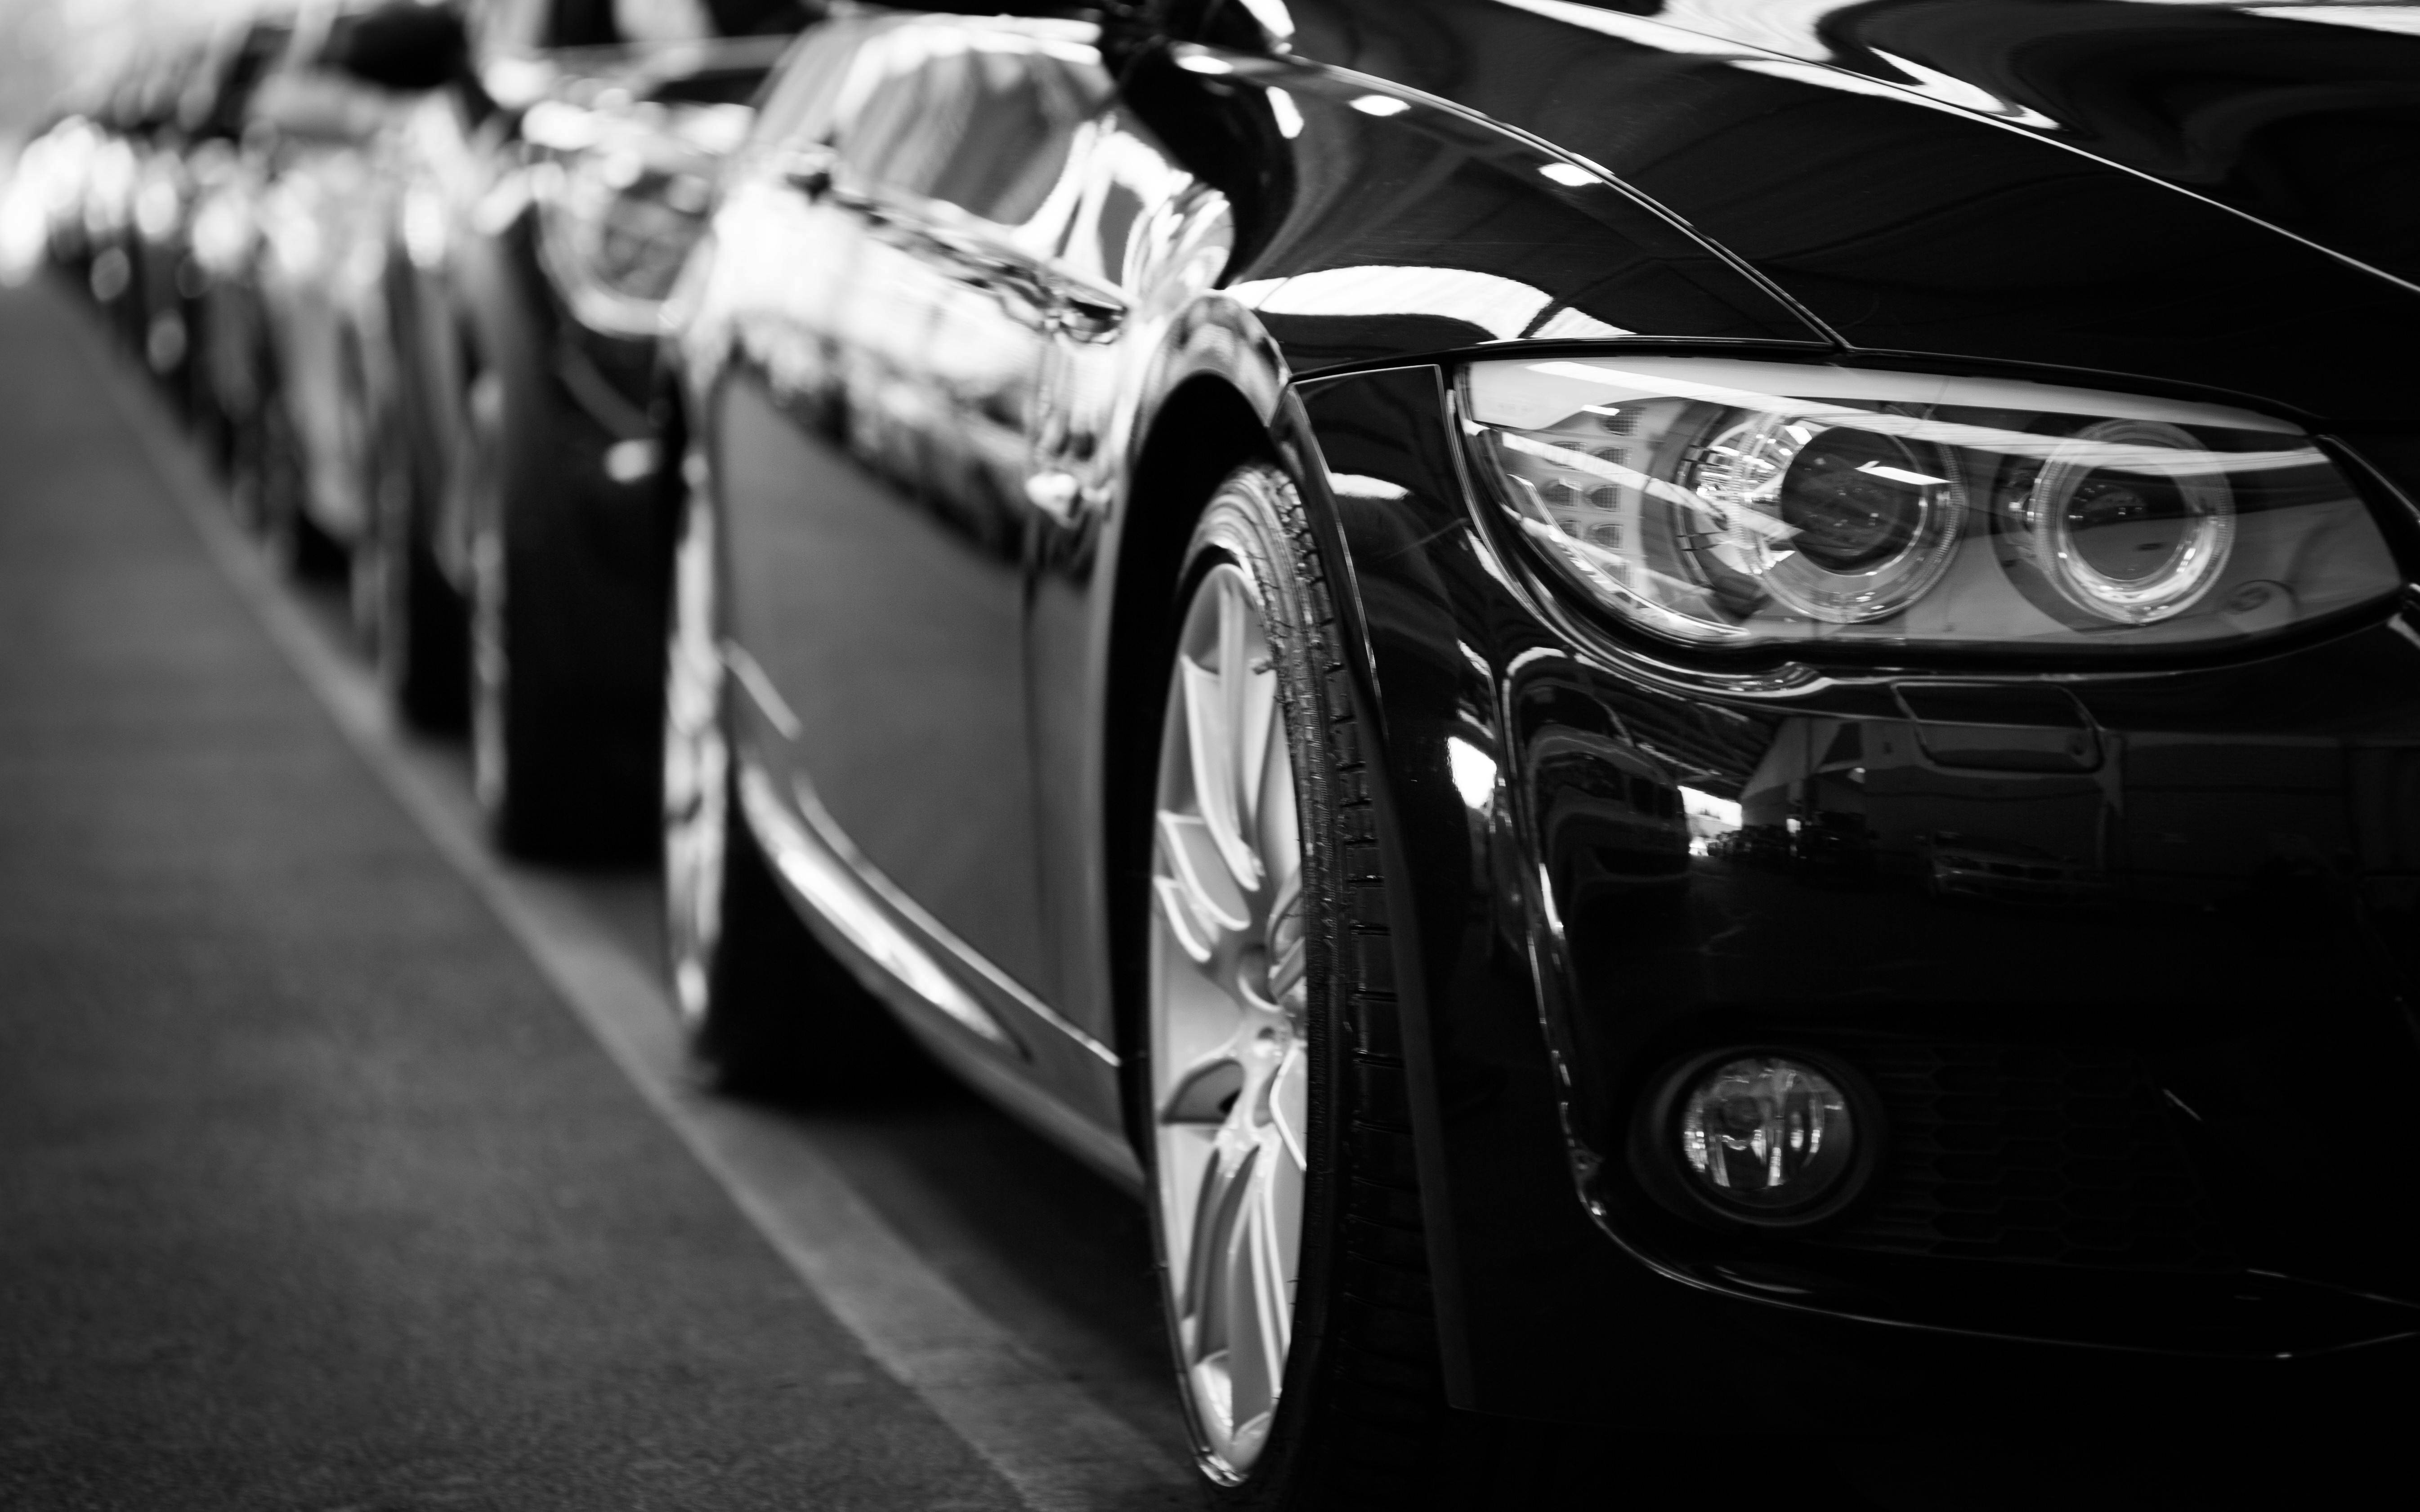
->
752;19;875;151
479;0;810;50
470;0;552;54
838;36;975;196
835;26;1103;232
614;0;715;43
546;0;619;48
928;48;1084;227
613;0;812;42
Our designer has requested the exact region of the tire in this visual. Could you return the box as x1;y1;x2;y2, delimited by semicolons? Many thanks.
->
187;293;235;477
256;386;347;581
461;294;662;863
1144;464;1512;1508
228;394;269;531
361;389;467;731
660;462;919;1098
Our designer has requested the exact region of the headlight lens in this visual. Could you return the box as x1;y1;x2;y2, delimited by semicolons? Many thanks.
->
1463;357;2398;651
2003;418;2235;626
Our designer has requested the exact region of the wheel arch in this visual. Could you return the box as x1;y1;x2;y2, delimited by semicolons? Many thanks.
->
1095;363;1367;1148
1099;375;1291;1130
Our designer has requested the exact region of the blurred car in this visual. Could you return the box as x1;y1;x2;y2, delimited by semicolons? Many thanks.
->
75;52;174;344
345;0;815;858
651;0;2420;1502
122;41;214;383
146;16;299;445
223;2;443;582
0;111;106;285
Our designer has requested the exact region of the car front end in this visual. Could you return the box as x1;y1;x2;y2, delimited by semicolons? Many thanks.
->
1230;0;2420;1432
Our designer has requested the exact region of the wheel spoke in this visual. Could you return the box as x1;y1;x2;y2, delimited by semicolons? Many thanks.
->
1152;875;1217;965
1183;659;1257;897
1268;1038;1309;1171
1226;580;1276;851
1184;1139;1254;1342
1160;1043;1247;1126
1223;1136;1297;1439
1158;810;1249;936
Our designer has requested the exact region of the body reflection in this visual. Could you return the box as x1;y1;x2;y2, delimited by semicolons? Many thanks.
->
710;14;1112;1006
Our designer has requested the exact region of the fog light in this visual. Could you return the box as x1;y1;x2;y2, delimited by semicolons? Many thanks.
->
1666;1053;1870;1225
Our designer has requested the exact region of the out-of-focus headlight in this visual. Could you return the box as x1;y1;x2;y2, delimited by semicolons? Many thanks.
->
1461;356;2401;651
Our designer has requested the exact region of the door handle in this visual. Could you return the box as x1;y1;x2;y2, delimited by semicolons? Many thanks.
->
774;149;834;199
944;253;1016;290
1050;289;1125;339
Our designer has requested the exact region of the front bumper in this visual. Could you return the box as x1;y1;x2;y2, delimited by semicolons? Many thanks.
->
1296;361;2420;1427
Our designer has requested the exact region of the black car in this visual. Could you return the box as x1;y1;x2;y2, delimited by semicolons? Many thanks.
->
346;0;816;860
654;0;2420;1503
164;17;296;458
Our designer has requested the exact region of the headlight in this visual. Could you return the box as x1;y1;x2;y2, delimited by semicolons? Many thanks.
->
1462;356;2400;651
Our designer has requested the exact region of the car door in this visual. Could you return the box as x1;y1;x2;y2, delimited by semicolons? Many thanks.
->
713;16;1111;1074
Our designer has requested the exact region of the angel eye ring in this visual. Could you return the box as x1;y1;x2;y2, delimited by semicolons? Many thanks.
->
1462;354;2393;651
2000;418;2236;626
1682;413;1967;624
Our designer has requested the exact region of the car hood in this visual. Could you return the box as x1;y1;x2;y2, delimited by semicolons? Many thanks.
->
1485;0;2420;287
1275;0;2420;426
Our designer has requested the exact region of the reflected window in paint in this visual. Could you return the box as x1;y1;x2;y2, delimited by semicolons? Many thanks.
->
1254;264;1551;340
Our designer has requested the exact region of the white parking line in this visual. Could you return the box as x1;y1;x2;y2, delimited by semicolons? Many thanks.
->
75;306;1194;1512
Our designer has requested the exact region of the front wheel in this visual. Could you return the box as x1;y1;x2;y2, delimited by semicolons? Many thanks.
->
255;388;345;581
1146;465;1501;1508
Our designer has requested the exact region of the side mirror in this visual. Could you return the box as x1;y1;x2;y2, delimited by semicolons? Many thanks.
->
330;1;469;95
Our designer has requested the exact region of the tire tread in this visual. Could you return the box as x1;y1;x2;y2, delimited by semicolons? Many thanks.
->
1252;470;1488;1509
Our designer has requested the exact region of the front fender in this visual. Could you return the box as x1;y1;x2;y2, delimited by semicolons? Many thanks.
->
1290;362;1877;1425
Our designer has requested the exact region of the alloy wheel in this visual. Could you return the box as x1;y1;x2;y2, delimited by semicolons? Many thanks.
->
462;369;509;816
662;474;727;1028
1150;557;1310;1481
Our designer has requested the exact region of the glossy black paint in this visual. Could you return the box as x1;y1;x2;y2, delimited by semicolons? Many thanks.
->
391;123;698;596
1297;360;2420;1421
693;11;1143;1143
669;0;2420;1433
1122;46;1818;363
1266;0;2420;424
379;8;810;794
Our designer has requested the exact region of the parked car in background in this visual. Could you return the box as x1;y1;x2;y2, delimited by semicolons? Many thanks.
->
654;0;2420;1503
348;0;816;859
163;15;299;460
223;2;442;584
75;52;176;350
1;109;105;285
